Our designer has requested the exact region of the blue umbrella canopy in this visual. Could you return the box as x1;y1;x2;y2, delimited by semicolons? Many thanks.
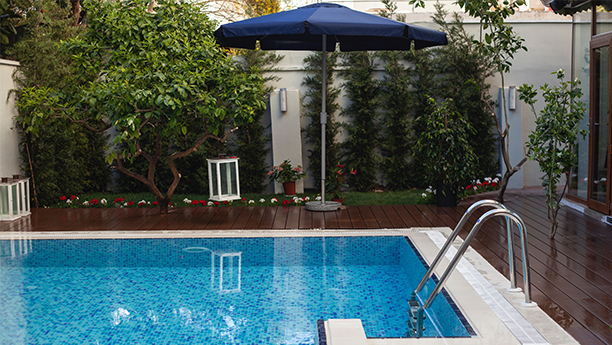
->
215;3;447;210
214;2;447;51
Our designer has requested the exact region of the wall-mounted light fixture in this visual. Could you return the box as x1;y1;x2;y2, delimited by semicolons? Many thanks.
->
279;88;287;112
508;86;516;111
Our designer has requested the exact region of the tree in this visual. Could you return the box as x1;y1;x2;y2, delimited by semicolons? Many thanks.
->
340;51;379;192
233;49;283;193
18;0;266;213
455;0;527;202
431;3;497;178
10;0;109;207
301;51;342;189
377;0;414;191
411;0;527;201
519;70;587;238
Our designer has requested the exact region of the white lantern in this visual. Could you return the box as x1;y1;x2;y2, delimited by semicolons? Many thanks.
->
0;175;31;221
207;157;240;201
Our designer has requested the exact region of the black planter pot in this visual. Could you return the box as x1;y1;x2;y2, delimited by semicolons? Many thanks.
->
436;183;457;207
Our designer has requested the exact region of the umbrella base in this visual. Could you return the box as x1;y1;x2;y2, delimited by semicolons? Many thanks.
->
305;201;341;212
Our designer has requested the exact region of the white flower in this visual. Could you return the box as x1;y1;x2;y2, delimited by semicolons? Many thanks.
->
304;196;310;201
83;201;89;206
147;201;151;205
248;200;255;204
207;201;214;206
422;193;427;198
100;198;107;205
315;196;322;201
476;179;481;185
295;198;302;203
123;202;128;207
473;186;478;191
259;198;265;203
271;198;278;203
76;196;79;200
183;198;191;204
484;177;492;182
66;199;72;204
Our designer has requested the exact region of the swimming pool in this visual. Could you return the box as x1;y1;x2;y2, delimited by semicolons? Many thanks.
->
0;236;474;344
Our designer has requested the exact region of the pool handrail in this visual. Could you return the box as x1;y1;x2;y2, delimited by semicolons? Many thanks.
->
412;208;537;337
410;199;517;299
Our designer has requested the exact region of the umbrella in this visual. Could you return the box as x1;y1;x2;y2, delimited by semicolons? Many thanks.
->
215;3;447;210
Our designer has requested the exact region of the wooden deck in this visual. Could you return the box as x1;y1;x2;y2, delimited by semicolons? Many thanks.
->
1;190;611;344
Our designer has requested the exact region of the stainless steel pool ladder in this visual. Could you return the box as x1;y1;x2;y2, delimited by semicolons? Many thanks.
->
407;199;537;338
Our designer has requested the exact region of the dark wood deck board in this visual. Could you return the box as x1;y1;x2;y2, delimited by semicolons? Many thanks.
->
298;207;312;229
346;206;366;228
231;207;254;230
4;193;612;344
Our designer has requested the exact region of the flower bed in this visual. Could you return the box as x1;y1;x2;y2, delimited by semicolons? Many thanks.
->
420;176;502;203
53;194;322;208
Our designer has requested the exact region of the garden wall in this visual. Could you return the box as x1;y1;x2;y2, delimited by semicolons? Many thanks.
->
264;10;573;190
0;11;573;193
0;59;20;179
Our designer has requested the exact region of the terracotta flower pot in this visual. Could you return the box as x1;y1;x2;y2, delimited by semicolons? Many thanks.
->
283;181;296;196
331;198;343;205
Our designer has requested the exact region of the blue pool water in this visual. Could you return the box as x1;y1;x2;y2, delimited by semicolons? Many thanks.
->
0;236;473;344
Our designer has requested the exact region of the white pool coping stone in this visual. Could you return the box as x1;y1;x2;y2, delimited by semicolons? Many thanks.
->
0;228;579;345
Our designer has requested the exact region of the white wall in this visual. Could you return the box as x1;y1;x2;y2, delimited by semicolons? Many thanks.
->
0;59;21;179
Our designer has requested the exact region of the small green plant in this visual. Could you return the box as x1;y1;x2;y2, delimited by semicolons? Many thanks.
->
518;69;587;239
267;160;306;184
414;98;476;201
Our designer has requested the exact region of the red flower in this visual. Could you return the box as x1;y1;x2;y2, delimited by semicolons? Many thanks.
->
70;195;76;200
466;185;472;190
191;200;199;205
126;201;134;206
337;164;344;168
152;201;159;206
60;196;67;201
242;197;246;202
199;200;206;205
138;201;145;207
214;201;220;206
90;199;98;205
115;197;124;203
351;169;357;175
169;202;172;205
223;201;228;204
282;199;290;206
491;183;498;187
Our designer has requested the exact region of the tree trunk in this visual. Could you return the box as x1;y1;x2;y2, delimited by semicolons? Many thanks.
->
159;198;170;214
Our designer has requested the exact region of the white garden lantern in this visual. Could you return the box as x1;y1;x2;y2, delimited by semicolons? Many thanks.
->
0;175;31;221
207;156;240;201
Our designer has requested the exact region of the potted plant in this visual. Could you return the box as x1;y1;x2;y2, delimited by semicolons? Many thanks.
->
326;164;356;204
415;98;476;207
268;160;307;196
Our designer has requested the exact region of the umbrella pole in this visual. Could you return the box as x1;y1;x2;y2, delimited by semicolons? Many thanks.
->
320;34;327;204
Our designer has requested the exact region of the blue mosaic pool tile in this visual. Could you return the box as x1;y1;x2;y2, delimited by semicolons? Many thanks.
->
0;236;472;344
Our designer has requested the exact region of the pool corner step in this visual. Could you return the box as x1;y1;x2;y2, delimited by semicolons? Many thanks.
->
325;319;368;345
